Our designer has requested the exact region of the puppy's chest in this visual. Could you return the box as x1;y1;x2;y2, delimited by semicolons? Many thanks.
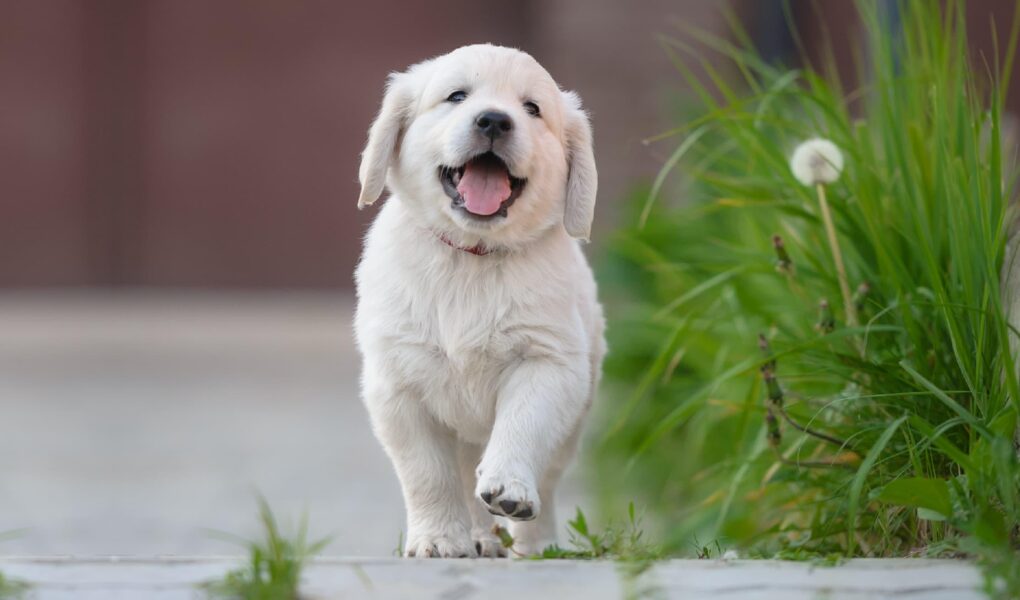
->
402;268;526;369
398;304;526;439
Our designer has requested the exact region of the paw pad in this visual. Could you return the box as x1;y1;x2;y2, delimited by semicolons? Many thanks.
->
477;487;538;521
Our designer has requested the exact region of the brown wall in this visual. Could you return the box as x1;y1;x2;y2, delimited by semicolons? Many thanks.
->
3;0;748;288
3;2;1015;288
0;1;92;285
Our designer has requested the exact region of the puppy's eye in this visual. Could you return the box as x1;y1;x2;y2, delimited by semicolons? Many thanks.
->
446;90;468;103
523;101;540;117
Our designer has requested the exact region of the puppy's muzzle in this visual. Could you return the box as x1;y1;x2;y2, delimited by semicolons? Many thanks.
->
475;110;513;141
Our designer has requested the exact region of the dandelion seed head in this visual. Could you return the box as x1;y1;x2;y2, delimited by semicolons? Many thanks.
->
790;138;844;186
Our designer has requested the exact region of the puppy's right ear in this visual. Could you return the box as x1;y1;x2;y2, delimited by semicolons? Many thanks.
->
358;73;413;208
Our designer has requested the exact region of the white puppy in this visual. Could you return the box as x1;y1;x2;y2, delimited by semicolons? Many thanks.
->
354;44;605;558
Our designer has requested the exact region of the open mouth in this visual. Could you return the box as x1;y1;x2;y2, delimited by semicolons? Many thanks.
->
439;152;526;219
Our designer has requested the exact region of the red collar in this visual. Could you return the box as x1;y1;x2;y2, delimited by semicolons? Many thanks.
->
436;232;491;256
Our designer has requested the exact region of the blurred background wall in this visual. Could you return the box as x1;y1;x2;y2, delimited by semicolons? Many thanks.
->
3;1;1016;288
0;0;811;288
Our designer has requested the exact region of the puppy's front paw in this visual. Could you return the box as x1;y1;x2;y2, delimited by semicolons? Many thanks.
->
405;530;477;558
475;467;540;522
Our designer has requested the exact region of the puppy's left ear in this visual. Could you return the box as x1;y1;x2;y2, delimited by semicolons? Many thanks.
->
561;91;598;240
358;72;413;208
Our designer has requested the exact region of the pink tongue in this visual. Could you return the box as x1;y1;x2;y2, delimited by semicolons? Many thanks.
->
457;160;511;216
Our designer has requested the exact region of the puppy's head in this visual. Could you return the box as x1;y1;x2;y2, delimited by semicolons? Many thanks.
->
358;44;597;247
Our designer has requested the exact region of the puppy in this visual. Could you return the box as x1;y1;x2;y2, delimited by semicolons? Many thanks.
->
354;44;605;558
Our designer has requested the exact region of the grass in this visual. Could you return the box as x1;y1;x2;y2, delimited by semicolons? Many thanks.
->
528;503;662;562
0;532;29;600
0;573;29;600
513;504;665;600
201;496;330;600
594;1;1020;597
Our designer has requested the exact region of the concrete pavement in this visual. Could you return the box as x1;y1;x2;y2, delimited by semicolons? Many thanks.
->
0;291;586;557
0;557;987;600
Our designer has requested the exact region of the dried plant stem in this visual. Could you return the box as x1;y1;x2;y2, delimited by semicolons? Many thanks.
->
771;447;855;470
759;358;851;451
815;183;857;328
774;403;851;449
759;334;852;452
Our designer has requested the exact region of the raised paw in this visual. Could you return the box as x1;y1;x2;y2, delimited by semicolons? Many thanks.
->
475;469;540;522
404;532;477;558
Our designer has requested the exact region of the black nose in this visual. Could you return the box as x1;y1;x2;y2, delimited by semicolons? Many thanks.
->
475;111;513;140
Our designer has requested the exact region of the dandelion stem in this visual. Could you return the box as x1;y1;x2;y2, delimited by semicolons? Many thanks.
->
815;183;857;328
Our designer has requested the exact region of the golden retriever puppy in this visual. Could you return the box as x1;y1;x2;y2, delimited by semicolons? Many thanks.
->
355;44;604;558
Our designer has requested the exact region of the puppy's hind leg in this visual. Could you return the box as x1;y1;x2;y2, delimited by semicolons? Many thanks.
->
457;442;505;557
366;387;475;558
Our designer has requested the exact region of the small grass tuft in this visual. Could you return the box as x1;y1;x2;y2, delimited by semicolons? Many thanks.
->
0;572;29;600
201;495;330;600
0;531;29;599
392;530;404;558
525;503;662;563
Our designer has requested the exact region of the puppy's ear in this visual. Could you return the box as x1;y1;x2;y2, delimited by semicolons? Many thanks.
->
561;91;598;240
358;72;413;208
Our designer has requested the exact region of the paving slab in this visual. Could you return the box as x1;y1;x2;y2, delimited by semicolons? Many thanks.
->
0;557;986;600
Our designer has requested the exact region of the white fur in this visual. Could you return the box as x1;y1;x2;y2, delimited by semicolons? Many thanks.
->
354;44;605;558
